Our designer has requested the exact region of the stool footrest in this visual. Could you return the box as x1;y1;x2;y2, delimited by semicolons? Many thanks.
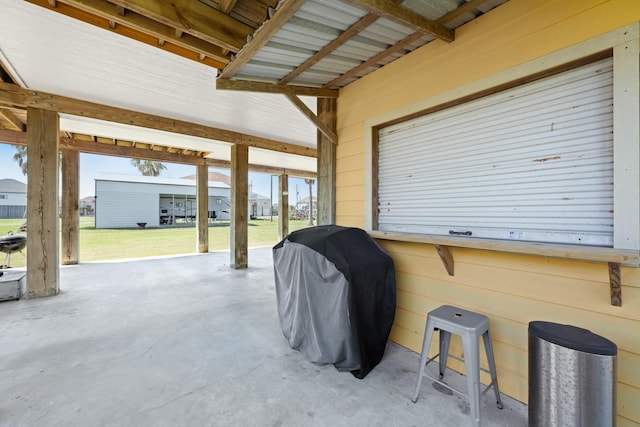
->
420;366;498;401
446;353;494;376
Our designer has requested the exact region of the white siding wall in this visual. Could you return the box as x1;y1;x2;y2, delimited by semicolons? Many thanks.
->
0;192;27;207
96;181;160;228
96;179;231;228
0;192;27;218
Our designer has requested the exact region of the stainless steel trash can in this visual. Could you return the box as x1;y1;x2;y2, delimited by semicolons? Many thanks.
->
528;321;617;427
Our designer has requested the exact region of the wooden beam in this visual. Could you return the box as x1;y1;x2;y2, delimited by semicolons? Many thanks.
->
107;0;252;53
219;0;306;79
608;262;622;306
25;0;227;69
25;108;60;299
0;129;317;178
216;78;338;98
285;94;337;145
56;0;231;64
316;98;336;225
436;0;489;24
230;144;248;269
219;0;239;14
278;174;289;241
61;148;80;265
0;108;24;131
278;13;379;85
0;129;25;145
63;135;208;163
323;32;423;89
196;163;209;253
434;244;454;276
0;82;316;158
343;0;454;42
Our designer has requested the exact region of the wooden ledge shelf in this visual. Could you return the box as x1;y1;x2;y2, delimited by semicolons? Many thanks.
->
368;230;640;307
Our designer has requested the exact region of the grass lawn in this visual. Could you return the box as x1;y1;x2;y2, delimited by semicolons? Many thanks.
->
0;217;312;268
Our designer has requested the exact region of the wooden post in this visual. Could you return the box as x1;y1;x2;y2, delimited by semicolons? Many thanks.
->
278;174;289;241
230;144;248;269
25;107;60;298
196;162;209;253
317;98;336;225
61;148;79;265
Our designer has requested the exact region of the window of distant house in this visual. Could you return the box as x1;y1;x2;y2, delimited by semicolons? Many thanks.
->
0;195;7;199
371;47;639;250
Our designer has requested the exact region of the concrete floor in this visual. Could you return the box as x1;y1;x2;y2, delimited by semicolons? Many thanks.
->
0;247;527;427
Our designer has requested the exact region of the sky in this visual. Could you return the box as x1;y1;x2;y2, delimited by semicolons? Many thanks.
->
0;143;316;204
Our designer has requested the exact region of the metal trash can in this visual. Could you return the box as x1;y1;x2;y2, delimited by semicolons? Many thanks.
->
528;321;617;427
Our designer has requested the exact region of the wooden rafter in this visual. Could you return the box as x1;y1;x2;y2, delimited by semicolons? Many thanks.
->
437;0;489;23
323;0;488;89
55;0;231;64
277;13;380;85
106;0;253;53
0;129;317;178
26;0;228;68
343;0;454;42
285;94;337;145
0;108;24;131
323;31;423;89
216;79;338;98
0;82;316;157
219;0;239;14
219;0;306;79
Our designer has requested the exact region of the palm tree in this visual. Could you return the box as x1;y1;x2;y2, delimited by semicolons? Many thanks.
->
130;159;167;176
13;146;28;175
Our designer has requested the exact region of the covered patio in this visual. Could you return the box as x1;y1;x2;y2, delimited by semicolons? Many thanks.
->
0;248;526;426
2;0;640;424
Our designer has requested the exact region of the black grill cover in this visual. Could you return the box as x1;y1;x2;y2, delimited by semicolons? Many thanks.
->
273;225;396;379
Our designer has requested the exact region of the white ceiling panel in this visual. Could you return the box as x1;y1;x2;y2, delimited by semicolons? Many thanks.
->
249;147;316;172
0;0;317;156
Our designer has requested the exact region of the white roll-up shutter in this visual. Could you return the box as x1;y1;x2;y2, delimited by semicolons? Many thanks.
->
377;57;613;246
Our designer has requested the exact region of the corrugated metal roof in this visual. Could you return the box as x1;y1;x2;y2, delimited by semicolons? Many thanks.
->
232;0;508;88
0;178;27;193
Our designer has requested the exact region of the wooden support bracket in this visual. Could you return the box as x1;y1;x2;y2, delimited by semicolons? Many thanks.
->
435;244;454;276
608;262;622;306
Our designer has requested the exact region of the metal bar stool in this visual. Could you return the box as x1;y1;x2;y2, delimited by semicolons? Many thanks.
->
411;305;503;427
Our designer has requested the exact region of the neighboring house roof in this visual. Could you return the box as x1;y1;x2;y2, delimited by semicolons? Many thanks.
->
0;178;27;193
95;173;230;189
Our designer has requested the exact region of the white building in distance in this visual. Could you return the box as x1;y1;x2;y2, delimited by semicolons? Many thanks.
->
95;174;230;229
0;178;27;219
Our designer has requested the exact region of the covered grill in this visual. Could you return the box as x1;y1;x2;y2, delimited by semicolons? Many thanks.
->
273;225;396;379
